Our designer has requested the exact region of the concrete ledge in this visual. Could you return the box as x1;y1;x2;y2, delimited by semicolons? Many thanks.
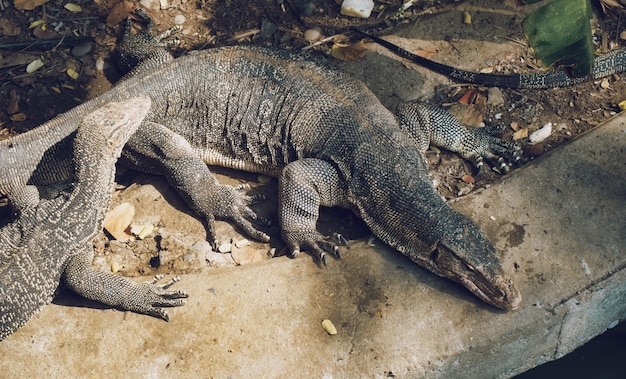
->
1;114;624;378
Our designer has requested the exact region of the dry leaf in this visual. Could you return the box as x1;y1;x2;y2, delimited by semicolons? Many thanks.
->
0;18;21;36
104;202;135;241
461;174;476;184
13;0;49;11
7;90;19;115
330;41;367;62
32;25;58;39
106;0;136;27
64;3;82;12
66;68;79;80
513;128;528;140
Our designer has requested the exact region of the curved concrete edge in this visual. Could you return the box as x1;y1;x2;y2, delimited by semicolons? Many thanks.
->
0;115;624;378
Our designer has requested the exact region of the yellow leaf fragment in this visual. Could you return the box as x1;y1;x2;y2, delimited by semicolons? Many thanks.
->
463;11;472;25
321;319;337;335
111;261;124;274
330;41;367;62
28;19;45;29
130;224;154;239
618;100;626;111
10;113;27;121
64;3;82;12
66;67;79;79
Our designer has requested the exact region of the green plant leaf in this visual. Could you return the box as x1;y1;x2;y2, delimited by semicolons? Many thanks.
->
522;0;594;77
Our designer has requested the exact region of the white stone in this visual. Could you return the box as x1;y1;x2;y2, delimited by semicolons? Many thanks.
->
340;0;374;19
173;15;186;25
528;122;552;144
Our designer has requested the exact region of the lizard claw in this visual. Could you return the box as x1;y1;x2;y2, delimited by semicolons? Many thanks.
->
284;231;346;265
126;275;188;322
210;184;270;243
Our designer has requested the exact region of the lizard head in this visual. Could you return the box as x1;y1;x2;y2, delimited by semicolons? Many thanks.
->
401;209;522;311
424;216;522;311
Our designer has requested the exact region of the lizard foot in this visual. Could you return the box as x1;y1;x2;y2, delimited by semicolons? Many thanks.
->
283;231;347;265
470;123;522;175
210;184;271;246
129;275;189;322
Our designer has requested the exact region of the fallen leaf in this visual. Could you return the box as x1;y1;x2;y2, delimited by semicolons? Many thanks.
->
461;174;475;184
32;25;58;39
64;3;82;12
0;18;21;36
111;261;125;273
66;67;79;80
104;202;135;241
106;0;136;27
13;0;49;11
513;128;528;140
28;19;45;29
7;90;19;115
330;41;367;61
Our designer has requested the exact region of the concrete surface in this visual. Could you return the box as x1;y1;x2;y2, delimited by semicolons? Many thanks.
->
1;109;624;378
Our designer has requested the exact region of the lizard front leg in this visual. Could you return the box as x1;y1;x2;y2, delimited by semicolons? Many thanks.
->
279;158;349;265
397;102;522;174
63;249;188;321
121;122;270;246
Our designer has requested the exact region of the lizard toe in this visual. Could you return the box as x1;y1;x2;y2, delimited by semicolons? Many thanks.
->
283;231;344;265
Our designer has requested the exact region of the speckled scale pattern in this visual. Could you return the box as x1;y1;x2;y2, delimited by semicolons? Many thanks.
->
0;97;187;340
0;15;522;318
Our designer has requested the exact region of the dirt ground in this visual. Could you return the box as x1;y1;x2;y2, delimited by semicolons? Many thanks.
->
1;0;625;276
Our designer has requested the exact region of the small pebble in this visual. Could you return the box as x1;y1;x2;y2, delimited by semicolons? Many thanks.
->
487;87;505;105
95;57;105;71
260;20;277;39
235;239;250;248
218;243;232;253
321;319;337;335
192;240;213;253
303;27;322;42
173;15;186;25
340;0;374;18
139;0;160;11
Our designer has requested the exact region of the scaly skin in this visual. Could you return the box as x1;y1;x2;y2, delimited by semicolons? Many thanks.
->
0;17;521;311
0;97;187;341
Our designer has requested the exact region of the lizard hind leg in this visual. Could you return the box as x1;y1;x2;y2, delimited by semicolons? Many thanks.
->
278;159;349;265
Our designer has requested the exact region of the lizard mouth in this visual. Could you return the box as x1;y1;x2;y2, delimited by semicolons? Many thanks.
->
428;246;523;311
458;275;522;311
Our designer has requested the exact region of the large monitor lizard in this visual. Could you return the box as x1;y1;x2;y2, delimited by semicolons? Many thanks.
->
0;13;521;312
352;28;626;89
0;96;188;340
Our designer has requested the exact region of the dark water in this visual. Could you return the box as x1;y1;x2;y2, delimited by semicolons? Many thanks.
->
515;321;626;378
